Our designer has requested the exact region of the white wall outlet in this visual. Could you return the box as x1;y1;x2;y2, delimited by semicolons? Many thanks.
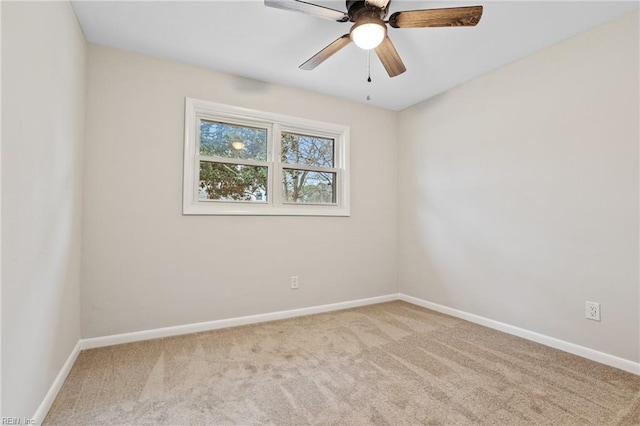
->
290;276;299;290
585;301;600;321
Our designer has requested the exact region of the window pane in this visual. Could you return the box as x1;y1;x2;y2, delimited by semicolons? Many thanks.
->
281;132;334;167
282;169;336;204
199;162;268;202
200;120;267;161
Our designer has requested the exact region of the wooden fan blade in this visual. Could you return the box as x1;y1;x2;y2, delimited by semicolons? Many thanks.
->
265;0;348;22
374;36;406;77
366;0;390;9
389;6;483;28
300;34;352;70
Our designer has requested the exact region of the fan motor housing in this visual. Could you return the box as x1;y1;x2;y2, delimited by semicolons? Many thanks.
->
346;0;388;21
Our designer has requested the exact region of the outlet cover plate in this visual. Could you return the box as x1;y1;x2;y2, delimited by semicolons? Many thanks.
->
585;301;600;321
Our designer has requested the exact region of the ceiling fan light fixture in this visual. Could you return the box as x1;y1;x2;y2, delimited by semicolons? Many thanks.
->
350;18;386;50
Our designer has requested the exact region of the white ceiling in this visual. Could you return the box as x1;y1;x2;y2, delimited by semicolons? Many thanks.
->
71;1;637;111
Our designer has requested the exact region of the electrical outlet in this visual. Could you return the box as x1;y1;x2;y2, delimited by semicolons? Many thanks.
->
290;276;299;290
585;301;600;321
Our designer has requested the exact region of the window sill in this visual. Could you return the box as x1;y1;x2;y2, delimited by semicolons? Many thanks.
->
183;203;350;217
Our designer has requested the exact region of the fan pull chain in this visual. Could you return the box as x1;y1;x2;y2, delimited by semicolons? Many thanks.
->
366;50;371;101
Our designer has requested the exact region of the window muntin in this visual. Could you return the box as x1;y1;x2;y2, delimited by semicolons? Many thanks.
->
184;98;349;216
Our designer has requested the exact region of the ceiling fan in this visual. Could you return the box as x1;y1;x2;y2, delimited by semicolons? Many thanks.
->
264;0;483;78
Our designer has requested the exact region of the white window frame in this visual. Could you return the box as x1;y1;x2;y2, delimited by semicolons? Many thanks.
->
183;98;350;216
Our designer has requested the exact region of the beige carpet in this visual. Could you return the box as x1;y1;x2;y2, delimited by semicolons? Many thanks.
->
45;301;640;425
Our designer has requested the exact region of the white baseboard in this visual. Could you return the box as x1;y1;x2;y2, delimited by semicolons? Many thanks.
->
398;293;640;375
32;340;82;425
81;293;400;350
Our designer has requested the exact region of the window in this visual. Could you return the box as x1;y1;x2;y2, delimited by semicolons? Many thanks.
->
183;98;350;216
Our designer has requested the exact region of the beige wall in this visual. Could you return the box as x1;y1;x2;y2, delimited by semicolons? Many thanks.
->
81;45;398;338
398;12;639;362
1;1;85;417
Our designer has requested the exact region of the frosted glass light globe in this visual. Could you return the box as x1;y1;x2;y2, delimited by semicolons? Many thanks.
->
351;22;386;50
